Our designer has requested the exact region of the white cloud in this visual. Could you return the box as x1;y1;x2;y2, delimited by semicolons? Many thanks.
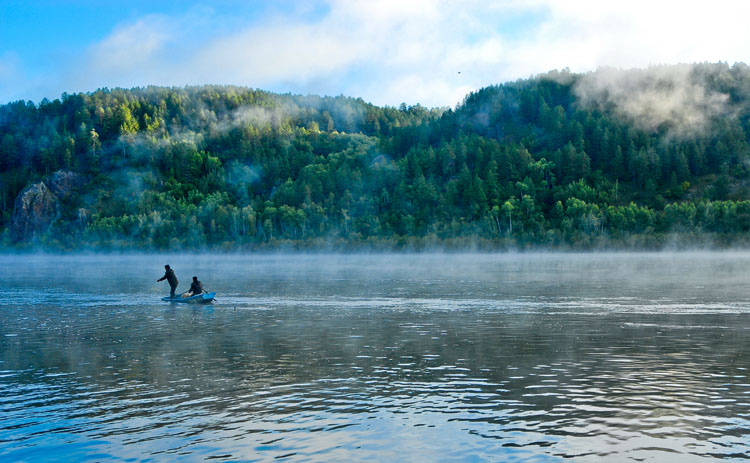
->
14;1;750;107
89;16;175;73
188;22;367;85
522;0;750;70
68;14;180;91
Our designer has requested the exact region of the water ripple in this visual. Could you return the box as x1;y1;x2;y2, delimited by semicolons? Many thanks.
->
2;254;750;461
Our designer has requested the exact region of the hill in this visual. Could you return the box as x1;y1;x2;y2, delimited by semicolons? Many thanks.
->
3;63;750;250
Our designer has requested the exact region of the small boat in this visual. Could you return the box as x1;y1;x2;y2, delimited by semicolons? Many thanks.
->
161;292;216;304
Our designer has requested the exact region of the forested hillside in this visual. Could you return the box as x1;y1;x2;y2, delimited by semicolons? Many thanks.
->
3;62;750;250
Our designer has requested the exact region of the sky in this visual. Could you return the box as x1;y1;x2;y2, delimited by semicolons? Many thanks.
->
1;0;750;108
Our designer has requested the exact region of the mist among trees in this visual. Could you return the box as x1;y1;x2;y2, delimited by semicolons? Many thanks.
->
3;62;750;250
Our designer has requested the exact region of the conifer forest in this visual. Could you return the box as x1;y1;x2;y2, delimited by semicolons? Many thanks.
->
3;63;750;250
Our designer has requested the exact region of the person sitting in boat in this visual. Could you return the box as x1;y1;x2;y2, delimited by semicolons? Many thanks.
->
157;265;179;299
186;276;205;297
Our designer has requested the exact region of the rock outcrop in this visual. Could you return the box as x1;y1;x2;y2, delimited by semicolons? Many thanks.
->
46;170;84;199
9;170;85;243
10;182;60;242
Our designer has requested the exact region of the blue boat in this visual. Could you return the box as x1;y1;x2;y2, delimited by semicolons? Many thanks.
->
161;292;216;303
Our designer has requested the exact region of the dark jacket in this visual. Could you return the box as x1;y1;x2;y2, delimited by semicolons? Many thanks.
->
158;269;178;287
189;280;204;295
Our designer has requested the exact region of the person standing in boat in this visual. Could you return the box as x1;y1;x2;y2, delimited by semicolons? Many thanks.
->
187;276;205;297
157;265;179;298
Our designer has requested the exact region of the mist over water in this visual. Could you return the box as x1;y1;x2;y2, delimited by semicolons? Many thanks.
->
1;253;750;462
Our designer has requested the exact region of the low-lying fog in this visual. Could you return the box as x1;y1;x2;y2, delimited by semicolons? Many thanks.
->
3;251;750;306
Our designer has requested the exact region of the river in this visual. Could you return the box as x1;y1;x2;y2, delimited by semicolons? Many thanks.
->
1;252;749;462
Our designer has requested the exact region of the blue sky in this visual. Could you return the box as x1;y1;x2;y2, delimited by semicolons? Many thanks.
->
1;1;749;107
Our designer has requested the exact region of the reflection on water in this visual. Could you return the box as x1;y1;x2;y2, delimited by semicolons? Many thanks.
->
1;253;750;462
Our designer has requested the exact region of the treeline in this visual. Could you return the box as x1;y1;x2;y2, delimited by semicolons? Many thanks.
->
3;63;750;250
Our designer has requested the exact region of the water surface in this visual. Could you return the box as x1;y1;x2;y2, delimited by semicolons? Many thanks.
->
1;253;750;462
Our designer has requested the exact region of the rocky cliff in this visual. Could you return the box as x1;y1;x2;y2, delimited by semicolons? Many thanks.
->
10;171;84;243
